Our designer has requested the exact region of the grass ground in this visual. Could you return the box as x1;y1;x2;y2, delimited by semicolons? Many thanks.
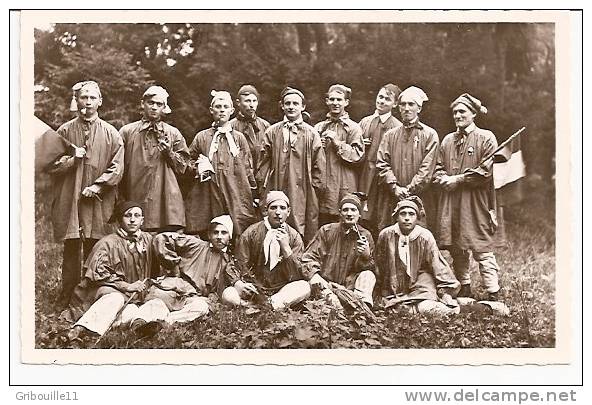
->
33;174;556;349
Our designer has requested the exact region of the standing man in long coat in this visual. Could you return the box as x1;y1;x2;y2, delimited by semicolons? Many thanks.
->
48;80;124;310
120;85;189;232
375;86;439;231
229;84;270;172
185;90;259;236
314;84;365;226
433;93;502;300
256;87;326;243
358;83;403;236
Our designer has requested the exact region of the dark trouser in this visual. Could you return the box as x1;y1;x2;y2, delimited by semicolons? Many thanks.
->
57;238;98;308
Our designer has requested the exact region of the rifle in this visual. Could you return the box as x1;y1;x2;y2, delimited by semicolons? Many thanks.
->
477;126;526;168
326;281;377;322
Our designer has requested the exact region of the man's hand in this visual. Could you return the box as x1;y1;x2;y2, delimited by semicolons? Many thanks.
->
439;174;464;191
81;184;101;198
127;280;146;293
356;235;370;257
309;273;330;290
73;146;86;159
157;137;172;153
234;280;259;297
275;226;292;256
321;130;337;148
392;185;410;200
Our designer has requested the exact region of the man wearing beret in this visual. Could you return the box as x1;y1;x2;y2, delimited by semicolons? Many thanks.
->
314;84;365;226
376;198;460;315
229;84;270;171
256;87;326;244
62;202;218;340
48;80;124;310
120;85;189;232
375;86;440;231
358;83;403;237
433;93;502;300
301;193;377;309
222;191;311;310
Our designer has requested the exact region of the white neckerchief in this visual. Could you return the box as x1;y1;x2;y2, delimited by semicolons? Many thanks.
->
393;223;421;277
208;123;240;161
371;110;392;124
263;217;282;271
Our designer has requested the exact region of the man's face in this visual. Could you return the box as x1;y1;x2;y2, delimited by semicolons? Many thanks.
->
210;99;235;124
339;202;360;227
76;87;102;117
396;207;417;235
142;96;166;121
281;94;305;122
267;201;290;228
120;207;144;234
375;88;396;115
453;103;476;129
398;96;421;123
209;223;231;251
237;93;258;118
326;90;349;116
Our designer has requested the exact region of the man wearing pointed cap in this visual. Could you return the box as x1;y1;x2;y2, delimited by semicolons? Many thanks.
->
301;193;377;308
48;80;124;310
185;90;259;236
120;85;189;232
229;84;270;171
314;84;365;226
222;191;311;310
376;198;461;315
375;85;440;232
256;87;326;244
358;83;403;236
433;93;502;301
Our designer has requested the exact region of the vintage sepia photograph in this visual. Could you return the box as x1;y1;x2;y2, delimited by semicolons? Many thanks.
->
16;9;579;368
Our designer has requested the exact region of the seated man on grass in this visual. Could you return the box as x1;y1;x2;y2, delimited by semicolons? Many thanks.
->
221;191;311;310
61;201;210;340
376;198;461;315
301;193;377;310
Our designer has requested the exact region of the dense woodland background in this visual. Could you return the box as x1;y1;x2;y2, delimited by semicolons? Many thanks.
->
32;22;557;349
33;22;555;180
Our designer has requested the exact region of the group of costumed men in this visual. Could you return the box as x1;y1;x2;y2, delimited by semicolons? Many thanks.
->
46;79;509;340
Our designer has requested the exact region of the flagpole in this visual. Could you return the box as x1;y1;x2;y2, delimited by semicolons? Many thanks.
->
478;126;526;167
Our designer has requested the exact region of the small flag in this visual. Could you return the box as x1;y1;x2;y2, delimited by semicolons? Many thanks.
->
493;137;526;189
34;116;70;172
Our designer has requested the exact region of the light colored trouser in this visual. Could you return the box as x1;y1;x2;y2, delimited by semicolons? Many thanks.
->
221;280;311;310
74;293;210;335
320;270;377;308
451;249;500;293
415;299;461;315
